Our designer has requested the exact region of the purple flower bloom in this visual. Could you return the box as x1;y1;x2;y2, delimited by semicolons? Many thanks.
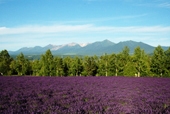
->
0;76;170;113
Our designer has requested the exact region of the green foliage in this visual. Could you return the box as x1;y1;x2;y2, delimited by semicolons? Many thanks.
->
54;56;64;76
123;61;137;77
70;56;83;76
82;56;98;76
98;54;109;76
151;46;166;77
117;46;130;76
108;53;119;76
1;45;170;77
10;53;31;76
164;47;170;76
32;60;41;76
39;50;55;76
63;56;72;76
132;47;150;77
0;50;12;75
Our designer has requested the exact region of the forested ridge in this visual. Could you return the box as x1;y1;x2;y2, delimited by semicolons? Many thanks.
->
0;46;170;77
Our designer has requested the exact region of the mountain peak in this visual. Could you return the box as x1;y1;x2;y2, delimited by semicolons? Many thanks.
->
119;40;137;43
101;39;115;45
45;44;55;47
8;40;169;56
102;39;115;44
66;42;78;47
103;39;111;42
79;43;90;47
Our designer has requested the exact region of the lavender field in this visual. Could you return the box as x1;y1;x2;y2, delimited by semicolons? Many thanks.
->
0;76;170;114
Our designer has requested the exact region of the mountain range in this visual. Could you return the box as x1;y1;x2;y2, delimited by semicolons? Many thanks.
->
9;40;169;56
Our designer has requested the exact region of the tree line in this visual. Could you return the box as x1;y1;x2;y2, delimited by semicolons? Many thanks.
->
0;46;170;77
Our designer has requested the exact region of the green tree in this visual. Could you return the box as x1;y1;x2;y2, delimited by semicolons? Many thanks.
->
25;59;32;75
108;53;119;76
10;60;17;75
151;46;166;77
70;56;83;76
123;61;137;76
132;47;150;77
63;56;72;76
82;56;98;76
12;53;30;75
39;50;55;76
39;55;47;76
118;46;130;76
0;50;12;75
165;47;170;76
98;53;109;76
32;60;41;76
54;56;64;76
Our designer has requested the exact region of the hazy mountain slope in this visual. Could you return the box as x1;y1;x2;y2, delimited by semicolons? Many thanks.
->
8;40;169;56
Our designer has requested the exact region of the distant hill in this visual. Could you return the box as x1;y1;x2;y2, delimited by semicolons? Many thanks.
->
105;40;156;54
9;39;169;56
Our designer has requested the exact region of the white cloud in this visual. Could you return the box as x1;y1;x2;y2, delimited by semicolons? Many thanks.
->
0;24;170;51
0;24;93;35
135;1;170;9
1;24;170;35
53;14;148;25
159;2;170;8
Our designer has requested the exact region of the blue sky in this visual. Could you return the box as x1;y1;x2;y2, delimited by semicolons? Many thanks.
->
0;0;170;51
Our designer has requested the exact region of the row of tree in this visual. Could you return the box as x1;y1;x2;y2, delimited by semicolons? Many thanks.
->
0;46;170;77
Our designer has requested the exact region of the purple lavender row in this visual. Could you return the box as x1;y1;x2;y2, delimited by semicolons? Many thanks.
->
0;76;170;113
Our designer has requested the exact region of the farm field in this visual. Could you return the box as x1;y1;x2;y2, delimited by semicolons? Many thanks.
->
0;76;170;113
